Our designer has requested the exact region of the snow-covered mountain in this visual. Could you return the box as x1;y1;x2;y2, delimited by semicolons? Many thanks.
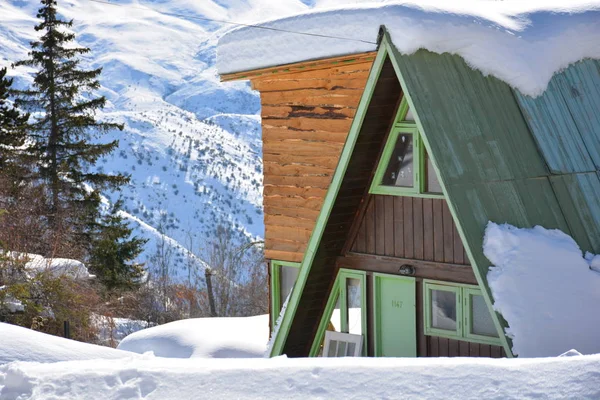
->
0;0;382;280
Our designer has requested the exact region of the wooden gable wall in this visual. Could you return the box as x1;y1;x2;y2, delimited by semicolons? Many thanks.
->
245;53;377;263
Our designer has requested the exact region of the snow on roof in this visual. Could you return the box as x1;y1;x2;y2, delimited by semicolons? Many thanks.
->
217;1;600;96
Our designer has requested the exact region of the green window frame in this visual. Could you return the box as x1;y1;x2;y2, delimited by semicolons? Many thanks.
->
369;98;443;198
423;280;501;346
309;269;368;357
270;260;301;327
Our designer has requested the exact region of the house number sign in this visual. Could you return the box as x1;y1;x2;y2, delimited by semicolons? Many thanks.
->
392;300;403;308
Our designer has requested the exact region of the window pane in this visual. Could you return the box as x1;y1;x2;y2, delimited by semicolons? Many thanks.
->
404;107;415;121
425;150;443;194
382;133;414;187
346;278;362;335
336;341;347;357
327;340;338;357
431;289;457;331
329;297;341;332
471;294;499;337
279;265;299;310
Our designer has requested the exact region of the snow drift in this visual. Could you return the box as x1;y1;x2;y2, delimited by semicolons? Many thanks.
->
118;314;269;358
484;222;600;357
218;0;600;97
0;323;138;365
2;354;600;399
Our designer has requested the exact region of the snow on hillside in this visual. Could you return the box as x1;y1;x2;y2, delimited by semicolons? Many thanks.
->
1;0;392;281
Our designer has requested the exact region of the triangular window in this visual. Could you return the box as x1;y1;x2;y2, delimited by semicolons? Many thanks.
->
370;99;443;197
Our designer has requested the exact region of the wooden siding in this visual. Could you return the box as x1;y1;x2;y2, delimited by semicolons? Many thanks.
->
257;56;376;263
282;57;402;357
351;196;469;265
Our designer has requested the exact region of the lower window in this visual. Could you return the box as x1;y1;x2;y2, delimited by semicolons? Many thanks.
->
310;269;367;357
424;280;501;345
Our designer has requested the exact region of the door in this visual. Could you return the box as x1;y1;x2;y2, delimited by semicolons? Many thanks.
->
373;273;416;357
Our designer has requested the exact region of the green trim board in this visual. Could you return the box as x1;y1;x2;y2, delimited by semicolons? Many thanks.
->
270;260;301;328
423;280;501;346
268;43;394;357
309;269;368;357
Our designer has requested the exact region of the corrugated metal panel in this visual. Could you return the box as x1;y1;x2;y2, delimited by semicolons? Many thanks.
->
392;50;548;186
550;172;600;253
555;59;600;168
515;78;595;174
515;59;600;173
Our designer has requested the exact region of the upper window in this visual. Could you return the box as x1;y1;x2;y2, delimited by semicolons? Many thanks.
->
370;99;443;197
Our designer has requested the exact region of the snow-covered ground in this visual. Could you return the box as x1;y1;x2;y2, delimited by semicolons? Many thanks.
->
2;316;600;399
118;314;269;358
484;222;600;358
0;323;138;364
2;351;600;399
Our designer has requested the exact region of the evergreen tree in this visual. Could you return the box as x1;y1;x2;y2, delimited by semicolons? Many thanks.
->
89;200;147;292
0;67;28;151
13;0;127;238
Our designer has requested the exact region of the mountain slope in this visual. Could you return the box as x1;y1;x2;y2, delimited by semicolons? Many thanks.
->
0;0;383;280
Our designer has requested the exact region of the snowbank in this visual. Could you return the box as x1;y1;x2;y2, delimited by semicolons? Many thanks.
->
118;314;269;358
4;252;93;279
2;354;600;399
484;222;600;357
217;1;600;96
0;323;138;365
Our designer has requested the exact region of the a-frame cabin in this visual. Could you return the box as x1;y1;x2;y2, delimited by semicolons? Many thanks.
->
220;25;600;359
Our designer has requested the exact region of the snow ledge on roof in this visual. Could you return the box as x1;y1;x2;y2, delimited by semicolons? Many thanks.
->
217;1;600;97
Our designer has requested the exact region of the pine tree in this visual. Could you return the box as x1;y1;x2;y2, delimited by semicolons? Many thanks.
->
13;0;127;238
89;200;148;292
0;67;29;167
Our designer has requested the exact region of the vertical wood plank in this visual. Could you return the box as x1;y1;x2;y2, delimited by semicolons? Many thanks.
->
394;197;405;257
459;340;470;357
480;344;491;358
429;336;439;357
453;225;464;264
404;197;414;259
365;198;376;254
423;198;434;261
443;202;454;263
469;342;480;357
413;198;424;260
448;339;459;357
438;337;449;357
353;213;366;253
433;200;444;262
490;345;502;359
375;196;386;255
383;196;395;256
